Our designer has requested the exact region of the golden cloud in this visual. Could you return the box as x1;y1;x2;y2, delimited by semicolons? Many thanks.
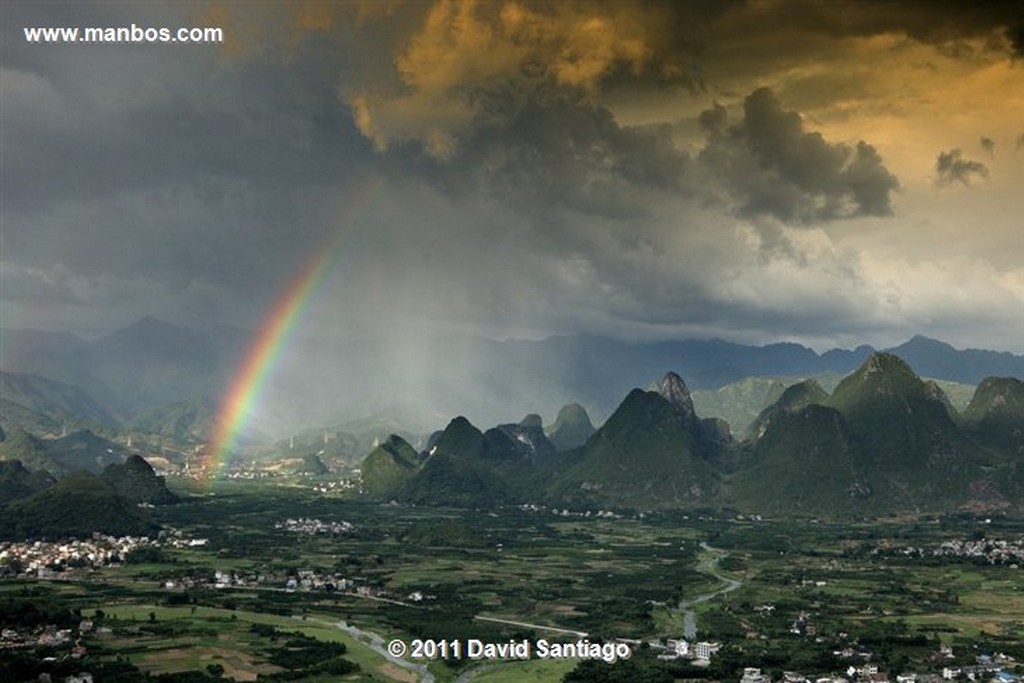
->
344;0;683;158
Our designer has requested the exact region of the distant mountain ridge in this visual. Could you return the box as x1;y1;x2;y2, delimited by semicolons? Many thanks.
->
0;371;121;431
129;396;217;441
3;317;1022;440
891;336;1024;385
0;427;127;477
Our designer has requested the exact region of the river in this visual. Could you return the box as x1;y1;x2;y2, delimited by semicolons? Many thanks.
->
677;541;743;638
296;615;436;683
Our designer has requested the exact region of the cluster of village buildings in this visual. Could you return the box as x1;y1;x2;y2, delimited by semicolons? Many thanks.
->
222;469;277;480
0;535;154;577
0;619;96;652
160;564;377;597
311;480;357;494
878;538;1024;566
1;618;101;683
639;614;1022;683
649;636;722;662
0;531;209;578
649;647;1024;683
162;465;364;490
932;538;1024;565
730;657;1020;683
517;502;625;519
273;517;355;535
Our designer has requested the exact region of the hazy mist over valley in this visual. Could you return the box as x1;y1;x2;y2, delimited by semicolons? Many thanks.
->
2;316;1019;441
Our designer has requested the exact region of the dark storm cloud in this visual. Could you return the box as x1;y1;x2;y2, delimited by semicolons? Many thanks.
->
339;0;725;159
697;88;899;224
723;1;1024;57
935;149;990;186
4;0;1020;357
2;1;384;326
338;87;910;346
331;1;1024;172
402;83;901;231
432;103;691;219
1008;23;1024;58
4;34;373;213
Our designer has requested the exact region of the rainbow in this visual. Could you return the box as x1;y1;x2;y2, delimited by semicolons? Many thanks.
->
205;174;384;479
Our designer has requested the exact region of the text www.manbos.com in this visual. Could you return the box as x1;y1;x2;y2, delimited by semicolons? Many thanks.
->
24;24;224;45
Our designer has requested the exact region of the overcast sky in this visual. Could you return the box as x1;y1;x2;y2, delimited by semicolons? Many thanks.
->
3;1;1023;353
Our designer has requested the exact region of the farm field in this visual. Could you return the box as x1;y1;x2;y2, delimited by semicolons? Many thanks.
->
3;481;1024;682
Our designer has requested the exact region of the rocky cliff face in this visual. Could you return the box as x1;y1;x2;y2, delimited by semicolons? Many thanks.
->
653;372;697;423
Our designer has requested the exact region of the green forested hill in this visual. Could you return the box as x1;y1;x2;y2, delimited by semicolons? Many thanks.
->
129;397;217;441
101;454;179;505
961;376;1024;457
549;374;721;509
352;355;1022;516
361;435;421;499
0;472;157;540
0;460;55;506
0;371;120;430
747;379;830;440
730;404;869;515
0;427;64;476
730;354;1006;514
